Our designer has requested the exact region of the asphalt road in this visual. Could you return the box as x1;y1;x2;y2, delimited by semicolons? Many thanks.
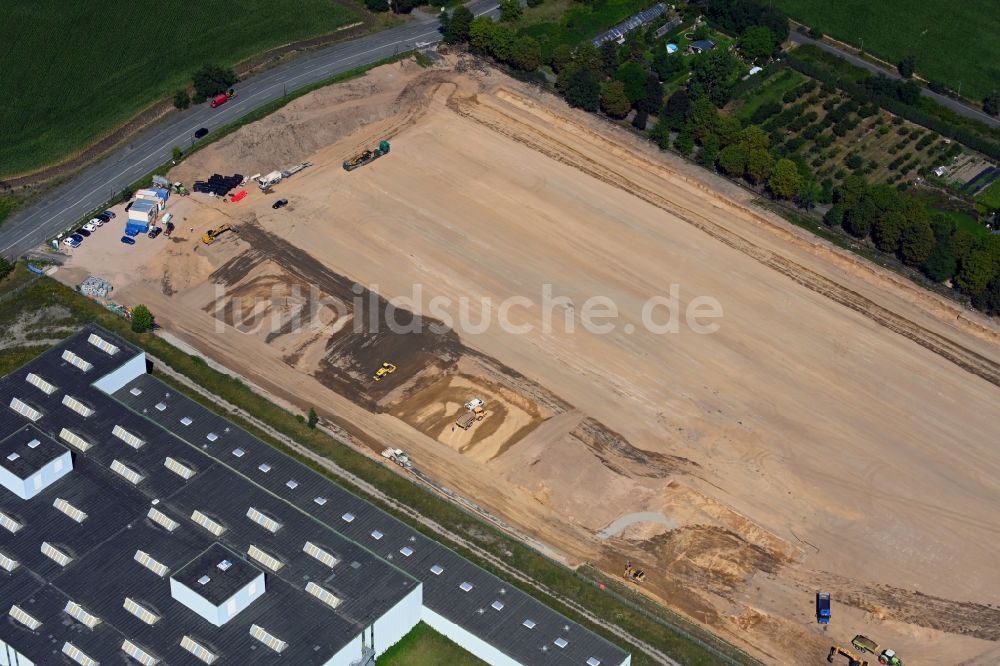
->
788;32;1000;129
0;3;500;260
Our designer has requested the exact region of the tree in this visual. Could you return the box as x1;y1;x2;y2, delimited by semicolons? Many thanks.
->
923;238;957;282
526;0;543;6
632;108;649;130
689;48;739;106
984;91;1000;117
769;158;801;199
956;248;995;295
686;96;720;139
697;134;720;168
973;274;1000;315
131;305;154;333
844;196;878;238
674;131;695;156
796;178;822;209
661;90;691;130
615;61;647;105
738;25;774;63
489;23;516;62
509;36;541;71
600;81;632;118
900;218;935;265
745;148;773;183
713;114;742;147
738;125;769;152
897;54;916;79
600;40;620;77
445;6;473;43
717;144;748;176
171;146;182;161
173;89;190;110
640;73;663;114
365;0;390;11
650;118;671;148
550;44;575;73
573;42;603;76
192;64;237;103
468;16;496;54
652;47;684;81
824;204;846;227
565;67;601;111
872;210;905;253
499;0;522;21
307;408;319;429
835;174;868;208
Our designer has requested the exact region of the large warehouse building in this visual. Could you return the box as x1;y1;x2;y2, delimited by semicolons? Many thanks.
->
0;326;631;666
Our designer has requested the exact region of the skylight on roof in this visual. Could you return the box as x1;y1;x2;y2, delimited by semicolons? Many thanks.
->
62;349;93;372
9;604;41;630
25;372;57;395
303;541;339;569
134;550;169;577
0;510;23;534
155;402;166;411
121;638;158;666
522;619;536;629
111;459;144;485
232;447;245;457
491;600;504;611
27;439;40;448
40;541;73;567
180;416;193;426
6;452;18;461
62;394;94;417
554;637;568;648
0;551;19;573
459;581;473;592
305;582;343;610
164;456;195;480
198;575;211;585
112;424;144;449
587;658;603;666
191;510;225;536
130;387;142;396
258;463;271;473
248;544;284;572
53;497;88;523
341;511;354;521
286;479;298;489
430;564;444;575
371;529;383;540
207;432;218;441
9;397;42;422
314;496;327;506
123;597;161;625
87;332;119;355
247;506;282;533
180;635;217;665
148;505;180;532
250;624;289;654
63;641;99;666
400;546;413;557
217;559;232;571
59;428;92;452
64;600;101;629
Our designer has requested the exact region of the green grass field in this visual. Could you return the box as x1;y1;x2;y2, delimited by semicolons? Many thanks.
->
517;0;654;60
772;0;999;101
975;179;1000;210
733;68;805;121
0;0;361;178
0;197;17;227
378;623;488;665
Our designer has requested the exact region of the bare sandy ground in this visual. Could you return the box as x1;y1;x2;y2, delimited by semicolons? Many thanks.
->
56;57;1000;665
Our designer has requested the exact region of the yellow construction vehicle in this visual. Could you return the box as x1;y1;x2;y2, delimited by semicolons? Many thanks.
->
373;362;396;382
201;223;235;245
623;561;646;583
828;646;869;666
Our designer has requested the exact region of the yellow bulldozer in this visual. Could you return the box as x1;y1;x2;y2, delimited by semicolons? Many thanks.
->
201;223;235;245
373;362;396;382
623;561;646;583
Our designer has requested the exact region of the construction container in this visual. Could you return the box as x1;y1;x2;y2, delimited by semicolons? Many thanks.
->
127;200;158;227
136;188;168;211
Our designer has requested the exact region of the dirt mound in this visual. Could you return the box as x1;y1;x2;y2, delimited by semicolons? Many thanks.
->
572;417;696;479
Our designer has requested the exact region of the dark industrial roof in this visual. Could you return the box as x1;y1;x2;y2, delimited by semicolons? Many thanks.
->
173;543;262;607
0;326;631;666
0;424;65;479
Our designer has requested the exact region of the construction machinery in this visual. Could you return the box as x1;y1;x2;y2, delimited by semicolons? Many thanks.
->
343;140;390;171
173;182;189;196
816;591;832;624
256;162;312;191
381;448;413;469
852;636;879;654
373;362;396;382
828;646;868;666
623;561;646;582
877;650;903;666
201;223;235;245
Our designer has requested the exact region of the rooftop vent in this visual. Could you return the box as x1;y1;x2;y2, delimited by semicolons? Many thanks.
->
250;624;289;654
53;497;88;523
0;509;23;534
305;582;343;610
62;349;93;372
112;424;144;449
246;507;282;533
303;541;339;569
64;600;101;629
135;549;170;577
111;459;144;485
147;506;180;532
59;427;93;452
124;597;161;625
62;641;99;666
180;635;218;664
9;397;42;422
62;394;94;417
248;545;284;572
25;372;57;394
40;541;73;567
87;332;119;355
164;456;195;480
9;604;41;630
191;510;225;536
122;638;159;666
0;551;19;573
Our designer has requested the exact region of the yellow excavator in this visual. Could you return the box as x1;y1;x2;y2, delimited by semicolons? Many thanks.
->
373;362;396;382
201;223;235;245
828;646;868;666
623;561;646;583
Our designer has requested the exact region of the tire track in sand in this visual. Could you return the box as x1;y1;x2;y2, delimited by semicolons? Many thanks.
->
447;90;1000;390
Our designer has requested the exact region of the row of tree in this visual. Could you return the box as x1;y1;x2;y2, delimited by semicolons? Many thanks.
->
825;177;1000;312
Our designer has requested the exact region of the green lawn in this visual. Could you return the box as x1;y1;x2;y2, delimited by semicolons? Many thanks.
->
0;0;361;178
379;623;488;665
733;68;805;121
0;196;16;227
938;209;990;238
772;0;1000;101
517;0;655;60
975;178;1000;210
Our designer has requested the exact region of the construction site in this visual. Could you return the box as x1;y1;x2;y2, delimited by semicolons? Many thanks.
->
54;55;1000;665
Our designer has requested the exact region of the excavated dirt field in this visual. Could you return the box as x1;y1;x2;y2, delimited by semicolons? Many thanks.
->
56;56;1000;665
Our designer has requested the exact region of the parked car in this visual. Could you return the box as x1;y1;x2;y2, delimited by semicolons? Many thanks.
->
62;235;82;248
272;198;288;209
74;228;91;237
103;210;116;219
148;227;163;239
88;217;104;227
95;213;111;223
120;236;136;245
83;222;98;232
194;127;209;139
